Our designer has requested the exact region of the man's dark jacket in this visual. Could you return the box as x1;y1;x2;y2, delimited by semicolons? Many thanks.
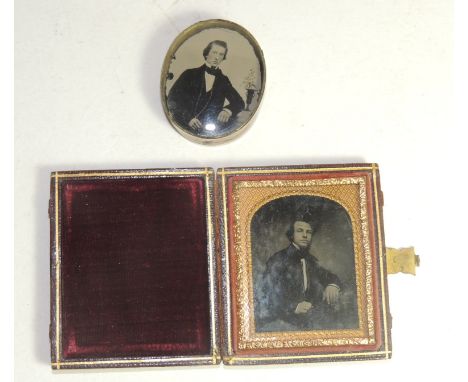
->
167;65;245;128
261;244;341;324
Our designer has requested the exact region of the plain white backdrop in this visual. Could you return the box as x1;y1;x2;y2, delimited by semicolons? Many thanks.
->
11;0;467;381
2;0;13;381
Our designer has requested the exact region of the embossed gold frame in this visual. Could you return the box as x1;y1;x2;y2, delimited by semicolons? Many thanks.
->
49;168;220;369
217;164;391;365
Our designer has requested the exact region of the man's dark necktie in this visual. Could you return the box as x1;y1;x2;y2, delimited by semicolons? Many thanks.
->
205;66;220;76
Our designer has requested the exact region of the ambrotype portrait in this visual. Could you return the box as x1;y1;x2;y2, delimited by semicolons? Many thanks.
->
252;195;359;332
161;20;265;143
218;165;391;364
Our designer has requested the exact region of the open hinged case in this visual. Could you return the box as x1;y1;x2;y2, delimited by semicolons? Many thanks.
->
217;164;391;365
49;164;391;369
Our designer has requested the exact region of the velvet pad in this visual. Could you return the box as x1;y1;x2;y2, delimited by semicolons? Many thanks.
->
59;177;210;359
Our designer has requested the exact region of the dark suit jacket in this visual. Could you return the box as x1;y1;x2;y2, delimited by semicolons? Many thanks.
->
260;244;341;325
167;65;245;128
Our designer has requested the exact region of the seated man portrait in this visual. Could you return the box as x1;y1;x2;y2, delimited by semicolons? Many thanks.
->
256;213;358;332
167;40;245;133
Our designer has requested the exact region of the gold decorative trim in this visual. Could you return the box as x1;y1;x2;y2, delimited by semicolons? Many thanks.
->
52;169;218;368
211;347;221;364
52;355;214;368
221;171;233;355
54;173;61;369
372;165;390;358
219;166;374;176
53;170;208;178
230;176;376;350
204;168;218;358
225;350;391;364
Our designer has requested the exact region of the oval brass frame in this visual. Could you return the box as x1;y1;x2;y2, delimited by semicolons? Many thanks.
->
160;19;266;144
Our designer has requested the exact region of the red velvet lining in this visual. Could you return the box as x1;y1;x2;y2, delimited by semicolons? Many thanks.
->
59;177;211;359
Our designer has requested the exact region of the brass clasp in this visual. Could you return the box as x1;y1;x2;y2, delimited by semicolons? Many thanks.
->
386;247;420;275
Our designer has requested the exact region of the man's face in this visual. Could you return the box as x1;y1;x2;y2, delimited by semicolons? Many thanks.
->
292;221;313;250
205;44;226;67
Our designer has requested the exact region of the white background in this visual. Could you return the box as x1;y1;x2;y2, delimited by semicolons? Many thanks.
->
12;0;467;381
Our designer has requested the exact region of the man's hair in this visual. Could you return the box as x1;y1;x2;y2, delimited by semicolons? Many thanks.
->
286;223;296;241
286;221;311;241
203;40;228;60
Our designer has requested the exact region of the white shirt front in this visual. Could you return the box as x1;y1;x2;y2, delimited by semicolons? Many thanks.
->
204;71;215;92
291;242;340;293
300;258;308;292
292;243;308;292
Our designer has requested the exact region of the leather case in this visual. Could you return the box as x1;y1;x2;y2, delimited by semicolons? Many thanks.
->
217;163;391;365
49;164;391;369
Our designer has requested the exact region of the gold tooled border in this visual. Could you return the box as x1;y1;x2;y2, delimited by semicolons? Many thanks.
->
220;166;374;175
51;355;214;369
54;170;209;178
221;171;233;355
224;350;390;365
204;169;220;360
54;173;61;367
52;168;219;369
219;164;391;361
372;164;390;358
232;177;373;348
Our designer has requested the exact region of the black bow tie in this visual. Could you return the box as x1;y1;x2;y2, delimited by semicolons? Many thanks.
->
293;246;309;259
205;66;220;76
297;251;309;259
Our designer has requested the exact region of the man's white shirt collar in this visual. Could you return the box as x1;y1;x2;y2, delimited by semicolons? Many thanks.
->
292;242;301;251
204;63;217;92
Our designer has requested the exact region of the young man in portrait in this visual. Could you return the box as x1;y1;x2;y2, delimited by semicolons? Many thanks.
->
258;214;347;331
167;40;245;133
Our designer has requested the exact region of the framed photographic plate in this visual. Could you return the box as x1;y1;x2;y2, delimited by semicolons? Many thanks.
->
161;19;266;144
216;163;392;365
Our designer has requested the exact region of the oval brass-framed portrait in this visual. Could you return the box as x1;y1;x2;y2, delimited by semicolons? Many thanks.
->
161;19;266;144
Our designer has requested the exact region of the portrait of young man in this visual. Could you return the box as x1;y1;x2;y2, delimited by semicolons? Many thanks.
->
253;199;359;332
167;40;245;133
